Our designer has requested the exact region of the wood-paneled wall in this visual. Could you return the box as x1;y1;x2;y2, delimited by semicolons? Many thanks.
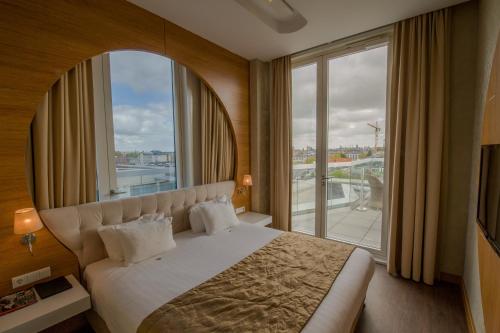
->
478;33;500;333
0;0;249;296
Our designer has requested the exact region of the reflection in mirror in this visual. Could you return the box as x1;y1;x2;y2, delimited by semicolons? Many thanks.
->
26;51;236;210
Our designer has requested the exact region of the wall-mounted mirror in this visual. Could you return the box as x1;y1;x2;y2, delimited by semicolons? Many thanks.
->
26;51;236;210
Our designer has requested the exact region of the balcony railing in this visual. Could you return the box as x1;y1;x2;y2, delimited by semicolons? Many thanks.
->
292;158;384;215
291;158;384;248
113;164;177;198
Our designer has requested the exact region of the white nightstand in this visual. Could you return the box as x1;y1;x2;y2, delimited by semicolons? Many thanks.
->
0;275;91;333
238;212;272;227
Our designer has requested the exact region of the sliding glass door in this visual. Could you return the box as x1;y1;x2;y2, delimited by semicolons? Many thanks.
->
291;61;319;235
291;34;390;257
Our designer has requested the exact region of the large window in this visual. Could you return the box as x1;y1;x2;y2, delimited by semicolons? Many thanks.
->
291;31;391;258
93;51;177;199
291;63;318;235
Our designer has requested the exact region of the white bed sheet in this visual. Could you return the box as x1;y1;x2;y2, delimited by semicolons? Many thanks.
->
84;223;374;333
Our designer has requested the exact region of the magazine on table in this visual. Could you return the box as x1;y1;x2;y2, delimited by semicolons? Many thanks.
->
0;288;37;316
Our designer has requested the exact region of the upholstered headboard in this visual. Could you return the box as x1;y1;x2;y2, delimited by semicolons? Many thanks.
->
40;181;235;269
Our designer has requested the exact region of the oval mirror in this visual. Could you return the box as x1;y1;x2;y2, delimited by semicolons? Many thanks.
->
26;51;236;210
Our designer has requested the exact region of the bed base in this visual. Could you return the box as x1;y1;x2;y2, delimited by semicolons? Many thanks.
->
86;299;367;333
85;310;111;333
350;300;366;333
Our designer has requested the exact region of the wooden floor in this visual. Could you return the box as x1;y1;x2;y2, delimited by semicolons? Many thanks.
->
355;264;468;333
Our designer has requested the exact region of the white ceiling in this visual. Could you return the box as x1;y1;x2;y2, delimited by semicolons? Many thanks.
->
129;0;468;61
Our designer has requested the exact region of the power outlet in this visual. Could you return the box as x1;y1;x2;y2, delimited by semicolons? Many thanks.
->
12;266;51;289
235;206;246;214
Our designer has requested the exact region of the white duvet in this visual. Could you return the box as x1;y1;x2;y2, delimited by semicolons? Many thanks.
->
84;223;374;333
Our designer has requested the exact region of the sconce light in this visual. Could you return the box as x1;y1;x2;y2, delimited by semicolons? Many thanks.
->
237;174;253;195
14;208;43;256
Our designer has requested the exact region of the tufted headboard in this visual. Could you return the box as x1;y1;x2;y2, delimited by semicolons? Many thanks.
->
39;181;235;269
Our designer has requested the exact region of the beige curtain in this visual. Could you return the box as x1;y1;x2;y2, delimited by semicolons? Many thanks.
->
200;83;235;184
29;59;97;210
173;63;202;187
270;56;292;231
387;9;449;285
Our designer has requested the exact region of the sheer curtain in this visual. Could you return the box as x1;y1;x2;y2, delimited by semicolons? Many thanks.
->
29;59;97;210
200;83;236;184
270;56;292;231
387;9;449;284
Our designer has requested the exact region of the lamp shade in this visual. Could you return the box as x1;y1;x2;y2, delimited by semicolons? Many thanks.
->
242;174;253;186
14;208;43;235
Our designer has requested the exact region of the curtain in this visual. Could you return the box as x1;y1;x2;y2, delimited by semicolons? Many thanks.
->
270;56;292;231
387;9;449;285
29;59;97;210
173;62;201;187
200;83;235;184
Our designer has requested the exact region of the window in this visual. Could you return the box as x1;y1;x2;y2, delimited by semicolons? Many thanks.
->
93;51;177;199
291;31;391;258
291;62;318;235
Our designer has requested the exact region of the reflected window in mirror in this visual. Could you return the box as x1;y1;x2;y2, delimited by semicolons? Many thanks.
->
93;52;178;199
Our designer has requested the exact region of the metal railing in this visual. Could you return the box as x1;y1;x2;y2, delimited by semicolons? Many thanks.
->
114;165;177;197
292;159;384;216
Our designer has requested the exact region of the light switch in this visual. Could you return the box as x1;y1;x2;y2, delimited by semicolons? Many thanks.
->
12;266;51;289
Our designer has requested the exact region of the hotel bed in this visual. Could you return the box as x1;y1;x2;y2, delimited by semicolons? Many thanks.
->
40;181;374;333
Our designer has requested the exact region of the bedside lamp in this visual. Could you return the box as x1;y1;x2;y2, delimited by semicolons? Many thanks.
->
14;208;43;256
242;174;253;187
237;174;253;194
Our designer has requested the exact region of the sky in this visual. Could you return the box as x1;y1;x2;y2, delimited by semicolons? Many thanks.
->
292;45;388;149
109;51;175;152
109;46;387;153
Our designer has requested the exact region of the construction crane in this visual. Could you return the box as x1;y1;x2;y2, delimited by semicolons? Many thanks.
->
367;122;381;151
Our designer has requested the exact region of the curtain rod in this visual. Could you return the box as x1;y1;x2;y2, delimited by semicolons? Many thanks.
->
290;24;393;60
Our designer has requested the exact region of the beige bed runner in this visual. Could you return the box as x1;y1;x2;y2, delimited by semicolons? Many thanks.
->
138;232;355;333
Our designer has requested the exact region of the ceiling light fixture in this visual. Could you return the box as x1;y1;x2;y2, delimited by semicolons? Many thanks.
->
235;0;307;34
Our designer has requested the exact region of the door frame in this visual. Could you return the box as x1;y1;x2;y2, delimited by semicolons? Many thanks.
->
291;57;324;239
291;27;393;261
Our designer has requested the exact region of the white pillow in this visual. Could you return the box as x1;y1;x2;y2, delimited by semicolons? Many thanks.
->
188;195;232;233
200;202;240;235
215;194;232;205
97;225;124;261
115;217;176;265
188;202;210;233
139;212;165;222
97;212;167;262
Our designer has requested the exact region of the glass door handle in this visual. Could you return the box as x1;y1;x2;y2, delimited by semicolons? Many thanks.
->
321;176;333;185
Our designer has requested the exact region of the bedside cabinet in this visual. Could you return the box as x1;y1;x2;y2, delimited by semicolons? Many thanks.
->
238;212;272;227
0;275;90;333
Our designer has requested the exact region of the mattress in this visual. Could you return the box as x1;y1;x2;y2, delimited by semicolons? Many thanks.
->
84;223;375;333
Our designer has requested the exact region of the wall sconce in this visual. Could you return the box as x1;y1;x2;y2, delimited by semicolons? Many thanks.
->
237;174;253;195
14;208;43;256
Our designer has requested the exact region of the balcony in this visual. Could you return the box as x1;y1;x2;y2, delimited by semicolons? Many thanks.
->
100;164;177;200
292;158;384;249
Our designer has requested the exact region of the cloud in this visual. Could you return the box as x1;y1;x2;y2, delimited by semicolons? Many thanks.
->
109;51;173;94
108;51;176;152
292;45;388;149
112;103;175;152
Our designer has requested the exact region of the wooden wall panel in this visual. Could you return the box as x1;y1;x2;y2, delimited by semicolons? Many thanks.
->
478;33;500;333
477;226;500;333
0;0;249;296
